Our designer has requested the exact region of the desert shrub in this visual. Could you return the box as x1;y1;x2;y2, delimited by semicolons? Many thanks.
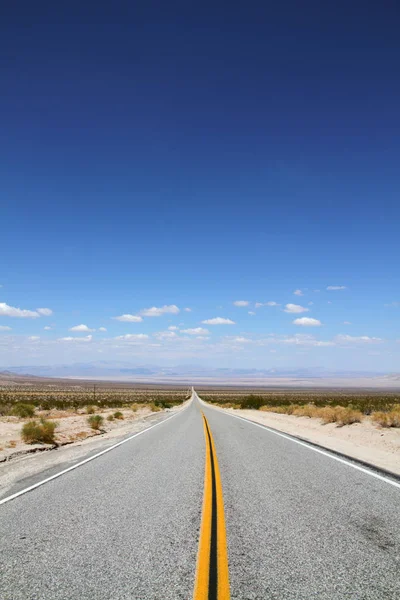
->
107;414;115;421
0;403;12;416
292;404;318;418
86;405;96;414
319;406;338;424
239;395;265;410
260;405;289;414
150;403;161;412
21;418;57;444
131;403;139;412
113;411;124;420
371;409;400;428
335;407;362;426
87;415;104;430
11;403;36;418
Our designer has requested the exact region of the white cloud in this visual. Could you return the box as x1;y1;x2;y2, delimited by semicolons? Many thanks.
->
154;331;178;339
181;327;210;335
168;326;178;331
140;305;180;317
196;336;210;340
184;307;192;312
284;303;309;314
99;327;107;332
326;286;346;290
384;302;399;308
335;334;383;344
69;324;94;332
343;321;352;325
43;326;52;330
113;314;143;322
281;334;334;347
232;336;252;343
28;336;40;341
248;311;256;316
0;302;40;318
233;300;249;307
0;325;12;331
255;301;280;308
202;317;236;325
58;335;93;342
115;334;149;341
293;317;322;327
293;289;303;296
37;308;53;316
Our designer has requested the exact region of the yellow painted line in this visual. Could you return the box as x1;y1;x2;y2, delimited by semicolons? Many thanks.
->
193;413;230;600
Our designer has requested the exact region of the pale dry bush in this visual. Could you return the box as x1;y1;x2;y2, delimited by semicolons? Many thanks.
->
334;407;363;426
318;406;338;423
371;409;400;428
292;404;318;418
263;404;363;426
260;405;289;414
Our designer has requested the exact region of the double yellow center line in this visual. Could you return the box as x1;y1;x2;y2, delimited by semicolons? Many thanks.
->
193;414;230;600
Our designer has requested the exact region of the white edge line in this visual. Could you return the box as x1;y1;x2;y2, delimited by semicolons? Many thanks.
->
0;402;190;507
196;394;400;491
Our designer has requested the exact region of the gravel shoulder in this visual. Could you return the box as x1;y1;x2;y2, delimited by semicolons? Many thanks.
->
214;406;400;476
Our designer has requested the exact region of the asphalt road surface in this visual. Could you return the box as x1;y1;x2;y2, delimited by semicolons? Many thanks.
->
1;392;400;599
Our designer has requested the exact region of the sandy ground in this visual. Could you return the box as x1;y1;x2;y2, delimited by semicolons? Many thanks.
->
218;407;400;477
0;401;189;499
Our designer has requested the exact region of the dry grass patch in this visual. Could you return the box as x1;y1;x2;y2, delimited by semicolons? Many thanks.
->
150;403;161;412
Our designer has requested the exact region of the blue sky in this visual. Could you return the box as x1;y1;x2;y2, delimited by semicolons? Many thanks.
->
1;3;399;371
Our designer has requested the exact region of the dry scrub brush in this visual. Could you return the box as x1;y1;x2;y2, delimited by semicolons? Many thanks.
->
371;408;400;428
21;418;57;444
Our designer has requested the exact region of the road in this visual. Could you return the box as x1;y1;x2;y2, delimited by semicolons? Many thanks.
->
1;391;400;599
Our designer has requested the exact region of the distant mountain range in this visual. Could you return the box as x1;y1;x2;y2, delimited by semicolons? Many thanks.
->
0;361;400;387
0;362;376;377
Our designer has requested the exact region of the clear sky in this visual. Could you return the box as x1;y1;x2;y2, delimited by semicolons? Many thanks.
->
1;3;399;371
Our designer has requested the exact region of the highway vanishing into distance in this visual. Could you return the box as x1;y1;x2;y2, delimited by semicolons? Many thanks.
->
1;391;400;599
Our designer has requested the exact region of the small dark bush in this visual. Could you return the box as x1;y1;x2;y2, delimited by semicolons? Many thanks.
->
86;405;96;414
88;415;104;430
239;395;265;410
107;414;115;421
113;411;124;420
11;403;36;418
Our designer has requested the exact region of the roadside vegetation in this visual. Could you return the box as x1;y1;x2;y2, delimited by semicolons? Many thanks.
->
22;418;57;444
87;415;104;431
0;384;189;452
0;386;187;414
200;391;400;428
